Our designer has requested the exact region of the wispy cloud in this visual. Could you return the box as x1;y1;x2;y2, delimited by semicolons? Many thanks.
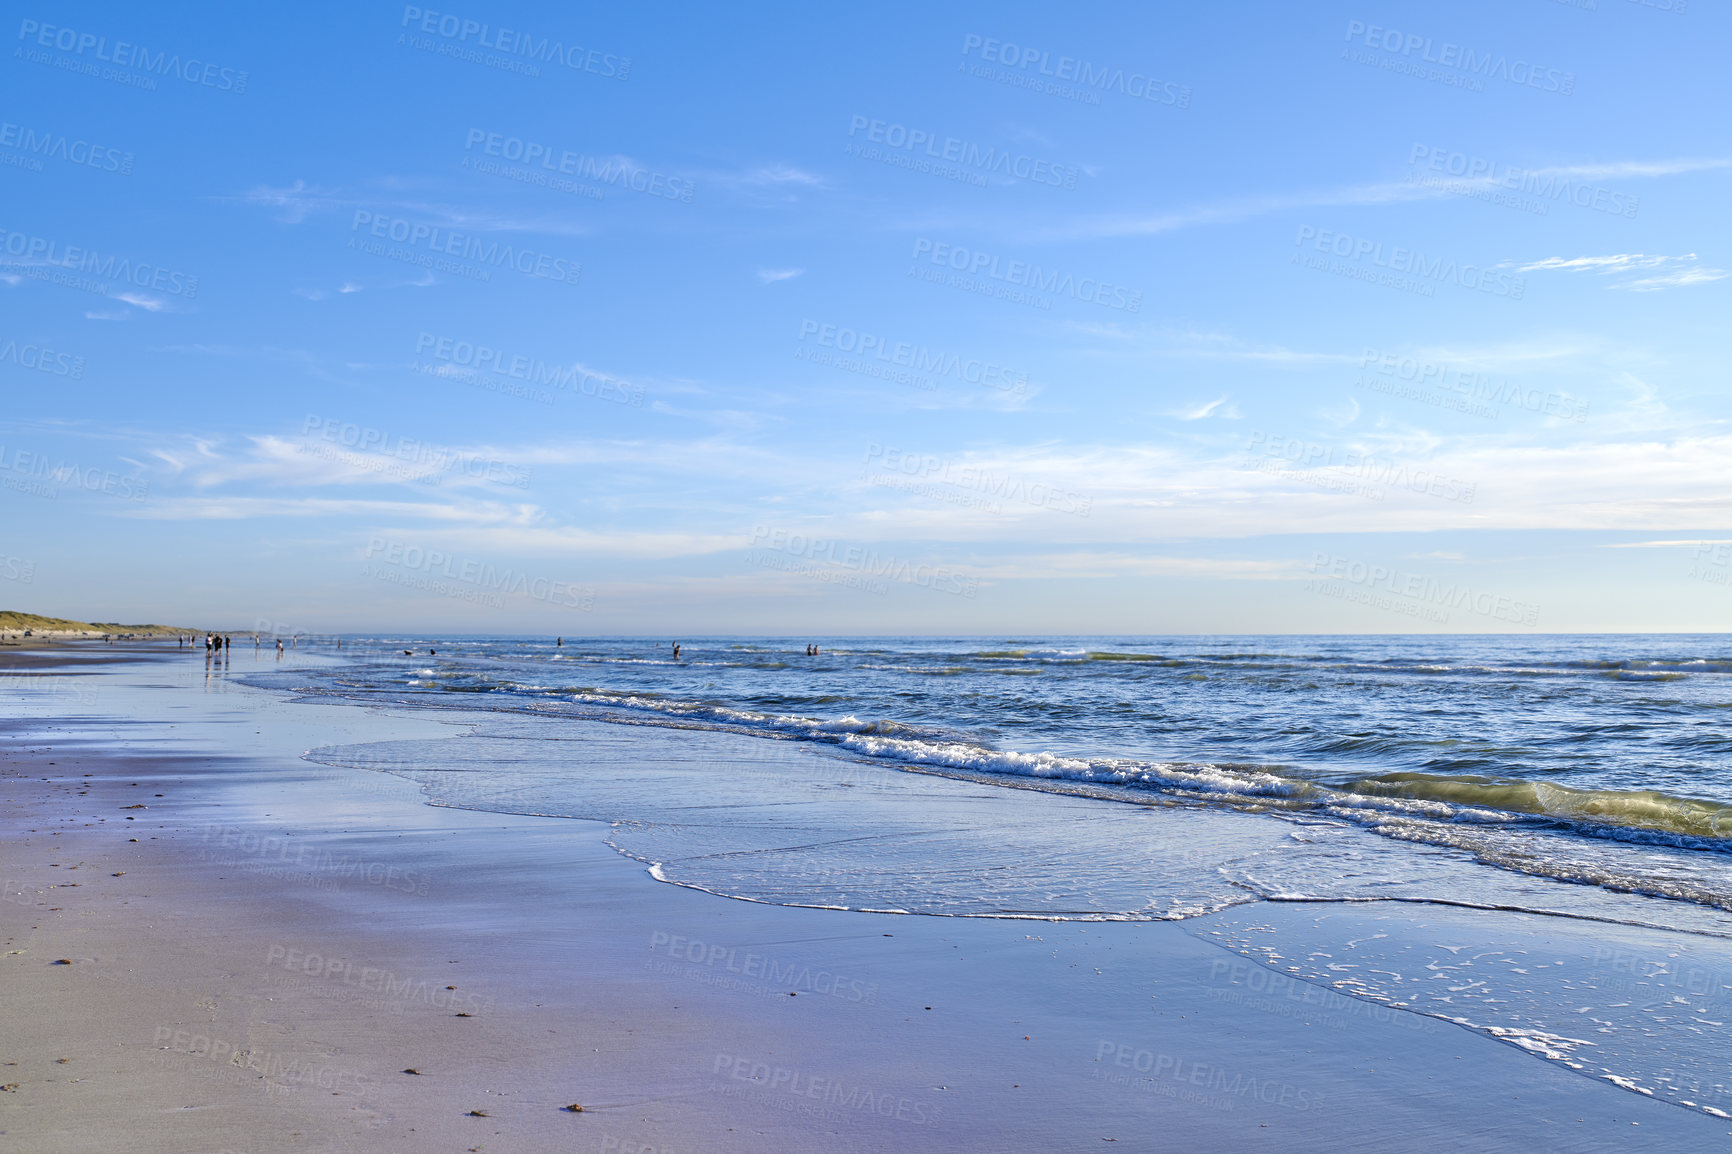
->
706;163;830;205
393;524;743;559
734;164;826;189
1516;253;1727;291
1045;155;1732;241
231;181;593;238
1622;266;1728;292
757;268;804;284
111;292;168;312
129;496;534;522
293;281;365;301
1145;328;1363;367
235;179;336;223
1603;539;1732;549
1045;179;1432;240
1167;396;1239;420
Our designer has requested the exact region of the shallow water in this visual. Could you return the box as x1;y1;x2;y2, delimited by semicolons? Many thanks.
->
263;633;1732;1122
260;634;1732;908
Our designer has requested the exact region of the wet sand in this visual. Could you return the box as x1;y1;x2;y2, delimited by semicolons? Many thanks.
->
1;643;1726;1152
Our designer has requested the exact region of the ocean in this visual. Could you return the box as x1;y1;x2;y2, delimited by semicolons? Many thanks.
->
249;633;1732;923
227;633;1732;1114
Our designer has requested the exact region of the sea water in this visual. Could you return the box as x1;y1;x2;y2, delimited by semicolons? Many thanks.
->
246;633;1732;1117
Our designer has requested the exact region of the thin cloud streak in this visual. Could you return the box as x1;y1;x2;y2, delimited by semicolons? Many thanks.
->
1040;156;1732;241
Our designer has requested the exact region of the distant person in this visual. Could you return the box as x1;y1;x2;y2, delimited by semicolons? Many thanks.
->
429;649;436;656
276;638;284;656
673;643;681;659
556;637;562;647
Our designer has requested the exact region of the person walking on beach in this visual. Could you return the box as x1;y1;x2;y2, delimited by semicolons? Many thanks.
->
276;638;283;657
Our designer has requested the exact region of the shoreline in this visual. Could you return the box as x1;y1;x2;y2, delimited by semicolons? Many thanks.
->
2;643;1729;1151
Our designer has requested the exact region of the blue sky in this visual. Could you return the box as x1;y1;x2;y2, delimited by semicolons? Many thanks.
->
2;0;1729;634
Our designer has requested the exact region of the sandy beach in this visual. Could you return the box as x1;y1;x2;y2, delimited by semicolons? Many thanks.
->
2;642;1728;1153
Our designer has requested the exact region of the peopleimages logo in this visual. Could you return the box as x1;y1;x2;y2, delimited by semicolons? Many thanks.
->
863;444;1092;516
1294;226;1524;299
350;210;580;286
748;526;978;598
0;444;148;501
1407;145;1637;219
648;932;880;1003
0;338;83;378
15;18;250;92
1357;349;1587;421
846;115;1080;189
363;537;596;610
463;129;693;202
798;321;1028;394
1094;1042;1323;1111
0;227;199;298
1342;21;1574;95
413;332;642;405
960;34;1191;107
398;6;629;79
711;1054;942;1126
0;120;133;174
910;238;1142;312
1309;552;1539;626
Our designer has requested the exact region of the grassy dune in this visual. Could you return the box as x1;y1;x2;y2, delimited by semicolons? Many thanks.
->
0;611;194;636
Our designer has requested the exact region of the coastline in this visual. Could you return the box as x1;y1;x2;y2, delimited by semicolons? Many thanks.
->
2;643;1728;1152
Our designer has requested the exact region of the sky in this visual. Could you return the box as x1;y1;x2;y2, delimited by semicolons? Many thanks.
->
2;0;1729;635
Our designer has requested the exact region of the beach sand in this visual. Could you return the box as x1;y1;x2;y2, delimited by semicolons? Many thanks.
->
2;644;1726;1152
